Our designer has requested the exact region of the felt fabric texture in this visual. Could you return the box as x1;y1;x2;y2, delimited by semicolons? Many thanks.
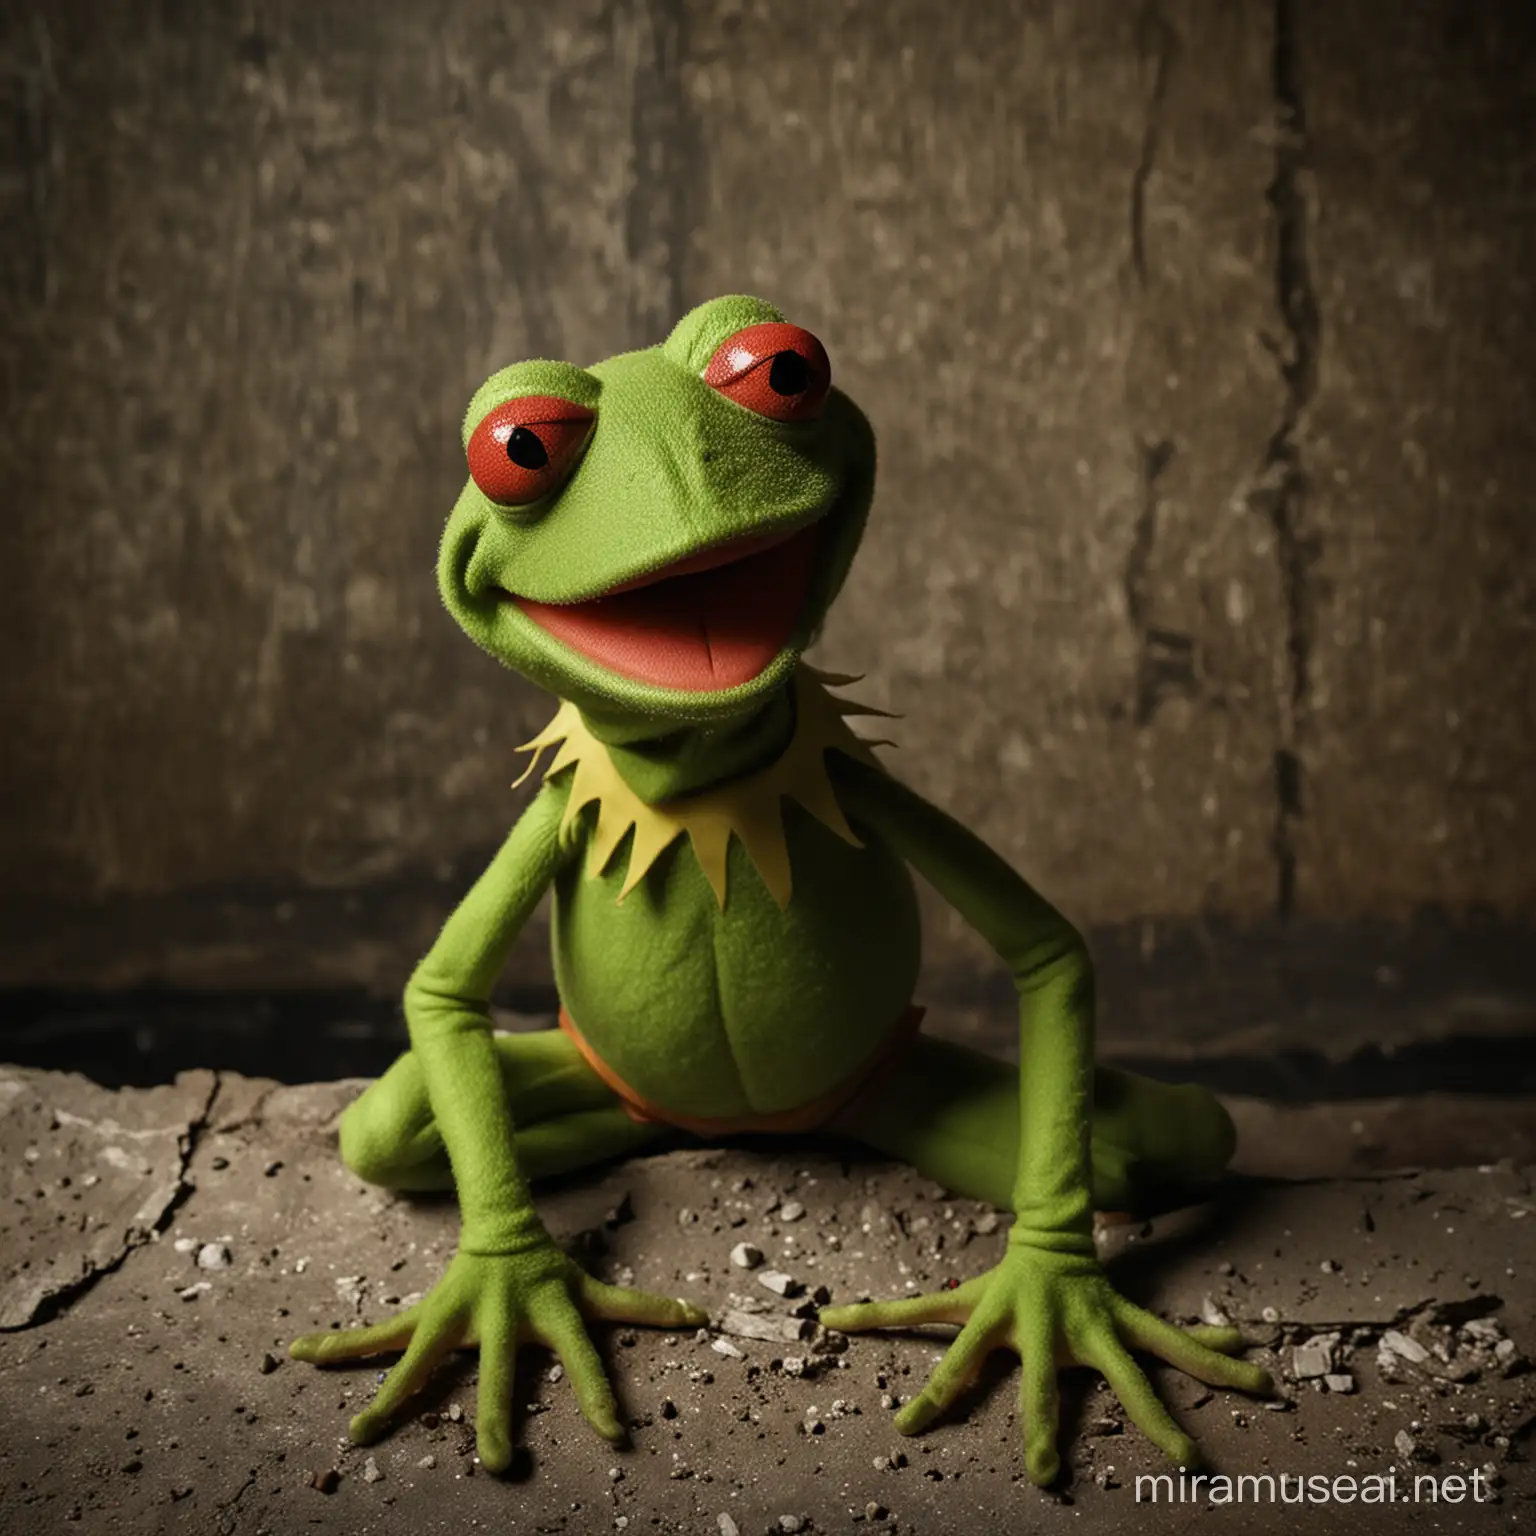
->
392;778;579;1255
549;785;924;1122
557;1002;928;1136
822;754;1268;1483
300;711;1265;1482
838;1034;1236;1215
438;296;879;728
338;1024;670;1190
293;292;1270;1482
514;664;893;907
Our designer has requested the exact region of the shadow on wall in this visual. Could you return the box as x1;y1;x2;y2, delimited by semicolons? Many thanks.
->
2;911;1532;1100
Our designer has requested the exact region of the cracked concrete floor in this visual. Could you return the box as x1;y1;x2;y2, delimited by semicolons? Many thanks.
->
0;1064;1531;1536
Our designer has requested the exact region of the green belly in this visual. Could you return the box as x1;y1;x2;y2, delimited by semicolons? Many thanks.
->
550;798;922;1119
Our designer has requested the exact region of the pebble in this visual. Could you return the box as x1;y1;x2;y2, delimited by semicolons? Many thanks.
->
172;1238;198;1256
865;1502;888;1521
711;1338;744;1359
447;1402;463;1422
417;1454;436;1470
718;1309;811;1344
1291;1334;1339;1380
1381;1329;1430;1365
258;1352;279;1375
1199;1294;1232;1328
1324;1373;1356;1394
196;1242;232;1271
757;1270;802;1298
780;1201;806;1223
778;1518;805;1534
362;1457;383;1483
730;1243;765;1270
309;1468;340;1494
717;1517;740;1536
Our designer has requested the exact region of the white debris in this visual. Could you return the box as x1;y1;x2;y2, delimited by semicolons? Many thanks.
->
1199;1294;1232;1328
362;1456;383;1483
1381;1329;1430;1365
172;1237;198;1256
718;1310;812;1344
1324;1372;1356;1394
779;1201;806;1223
711;1337;745;1359
335;1275;367;1313
196;1242;232;1271
717;1517;741;1536
1291;1333;1340;1380
730;1242;765;1270
757;1270;801;1298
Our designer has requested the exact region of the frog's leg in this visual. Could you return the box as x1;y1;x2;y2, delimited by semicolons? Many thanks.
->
339;1027;673;1192
840;1034;1235;1214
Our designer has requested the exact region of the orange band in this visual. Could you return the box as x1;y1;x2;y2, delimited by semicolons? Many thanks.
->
557;1003;926;1138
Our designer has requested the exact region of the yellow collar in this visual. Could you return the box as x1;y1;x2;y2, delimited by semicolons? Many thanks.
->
513;666;894;909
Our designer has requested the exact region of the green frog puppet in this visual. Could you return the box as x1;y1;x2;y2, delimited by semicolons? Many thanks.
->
290;295;1272;1484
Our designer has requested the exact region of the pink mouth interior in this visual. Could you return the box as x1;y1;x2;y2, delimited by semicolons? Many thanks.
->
513;524;820;692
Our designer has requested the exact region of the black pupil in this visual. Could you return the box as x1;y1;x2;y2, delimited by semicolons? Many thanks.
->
768;350;812;396
505;426;548;470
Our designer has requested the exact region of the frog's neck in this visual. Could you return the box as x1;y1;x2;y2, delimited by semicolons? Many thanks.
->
572;682;796;803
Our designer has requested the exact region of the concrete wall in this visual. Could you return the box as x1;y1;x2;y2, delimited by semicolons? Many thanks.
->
1;0;1531;994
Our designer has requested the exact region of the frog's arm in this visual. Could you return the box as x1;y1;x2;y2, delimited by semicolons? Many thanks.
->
402;778;573;1254
291;778;705;1469
834;758;1097;1243
823;757;1271;1483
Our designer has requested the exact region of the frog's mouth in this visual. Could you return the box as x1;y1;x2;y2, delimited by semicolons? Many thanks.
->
509;522;820;692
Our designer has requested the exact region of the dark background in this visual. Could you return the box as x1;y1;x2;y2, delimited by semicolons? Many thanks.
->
1;0;1532;1099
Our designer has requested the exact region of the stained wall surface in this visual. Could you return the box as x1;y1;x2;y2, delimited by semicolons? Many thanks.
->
1;0;1530;994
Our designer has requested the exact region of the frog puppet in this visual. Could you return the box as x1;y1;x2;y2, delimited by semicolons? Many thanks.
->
290;295;1272;1483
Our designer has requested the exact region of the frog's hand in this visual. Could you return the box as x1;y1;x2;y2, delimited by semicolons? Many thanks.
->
822;1244;1270;1486
830;756;1271;1482
290;1246;706;1470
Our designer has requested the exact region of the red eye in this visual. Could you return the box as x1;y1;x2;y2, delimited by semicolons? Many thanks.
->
702;322;830;423
466;394;595;507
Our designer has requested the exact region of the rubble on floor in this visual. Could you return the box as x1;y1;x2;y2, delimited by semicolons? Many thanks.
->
0;1065;1531;1534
